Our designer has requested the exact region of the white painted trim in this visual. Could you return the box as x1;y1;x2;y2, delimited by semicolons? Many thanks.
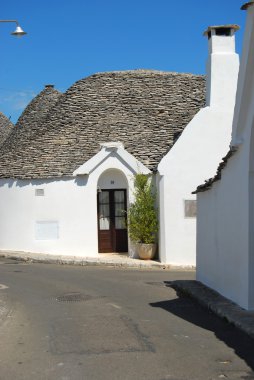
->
73;149;110;175
73;143;151;176
116;147;151;175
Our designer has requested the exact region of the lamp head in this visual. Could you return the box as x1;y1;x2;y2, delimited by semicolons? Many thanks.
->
11;25;27;37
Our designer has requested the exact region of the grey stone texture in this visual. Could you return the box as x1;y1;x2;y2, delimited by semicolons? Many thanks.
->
16;84;62;131
0;112;14;147
0;70;205;179
0;85;62;178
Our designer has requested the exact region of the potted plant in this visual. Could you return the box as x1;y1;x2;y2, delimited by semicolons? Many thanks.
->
128;173;159;260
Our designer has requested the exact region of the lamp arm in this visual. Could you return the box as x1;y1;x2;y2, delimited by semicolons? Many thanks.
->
0;20;19;25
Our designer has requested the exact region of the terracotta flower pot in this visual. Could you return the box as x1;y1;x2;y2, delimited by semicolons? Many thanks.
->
137;243;157;260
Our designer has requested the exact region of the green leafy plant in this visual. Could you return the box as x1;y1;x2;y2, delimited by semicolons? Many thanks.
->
128;174;158;244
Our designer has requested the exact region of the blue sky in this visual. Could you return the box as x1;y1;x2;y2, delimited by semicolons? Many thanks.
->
1;0;247;123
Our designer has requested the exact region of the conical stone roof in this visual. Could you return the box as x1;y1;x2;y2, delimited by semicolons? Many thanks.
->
0;70;205;179
0;112;14;147
0;85;62;173
16;84;62;131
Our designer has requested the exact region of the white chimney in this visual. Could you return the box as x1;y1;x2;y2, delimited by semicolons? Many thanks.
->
204;25;240;109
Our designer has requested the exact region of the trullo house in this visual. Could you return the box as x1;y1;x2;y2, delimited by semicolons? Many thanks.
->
195;1;254;310
0;24;239;264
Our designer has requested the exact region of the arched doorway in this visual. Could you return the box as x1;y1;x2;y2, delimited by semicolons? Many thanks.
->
97;169;128;253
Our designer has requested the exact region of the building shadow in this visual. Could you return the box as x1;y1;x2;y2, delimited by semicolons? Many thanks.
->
150;281;254;378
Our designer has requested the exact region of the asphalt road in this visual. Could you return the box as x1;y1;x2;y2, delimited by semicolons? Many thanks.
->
0;257;253;380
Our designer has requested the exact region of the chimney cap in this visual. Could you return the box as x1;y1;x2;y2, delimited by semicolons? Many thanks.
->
241;1;254;10
203;24;240;37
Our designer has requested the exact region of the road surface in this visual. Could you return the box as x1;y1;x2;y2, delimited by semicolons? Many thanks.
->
0;257;253;380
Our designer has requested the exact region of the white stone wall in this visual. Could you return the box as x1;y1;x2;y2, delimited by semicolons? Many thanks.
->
0;155;136;257
196;4;254;310
158;28;239;266
196;147;251;309
158;108;237;265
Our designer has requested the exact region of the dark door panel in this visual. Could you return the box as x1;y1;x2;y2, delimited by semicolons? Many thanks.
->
98;189;128;253
115;229;128;252
98;231;113;253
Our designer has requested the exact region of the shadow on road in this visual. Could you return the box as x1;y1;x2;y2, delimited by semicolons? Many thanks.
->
150;281;254;377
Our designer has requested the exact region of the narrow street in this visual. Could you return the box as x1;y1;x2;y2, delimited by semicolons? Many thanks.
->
0;257;253;380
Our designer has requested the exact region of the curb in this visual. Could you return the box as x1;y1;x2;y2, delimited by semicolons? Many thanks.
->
170;280;254;339
0;251;196;271
0;251;175;270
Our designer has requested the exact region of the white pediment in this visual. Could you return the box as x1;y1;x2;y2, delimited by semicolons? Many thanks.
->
73;142;151;176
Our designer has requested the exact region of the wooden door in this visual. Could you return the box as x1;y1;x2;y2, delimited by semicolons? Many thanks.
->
97;189;128;253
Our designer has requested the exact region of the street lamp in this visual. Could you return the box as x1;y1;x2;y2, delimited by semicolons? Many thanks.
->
0;20;27;37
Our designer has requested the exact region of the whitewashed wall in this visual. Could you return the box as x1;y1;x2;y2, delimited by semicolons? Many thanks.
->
158;108;236;265
158;27;239;266
0;155;136;257
196;146;251;309
196;4;254;310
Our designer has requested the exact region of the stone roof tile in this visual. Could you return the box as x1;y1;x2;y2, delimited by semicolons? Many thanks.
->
0;85;62;175
0;70;205;179
0;112;14;147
